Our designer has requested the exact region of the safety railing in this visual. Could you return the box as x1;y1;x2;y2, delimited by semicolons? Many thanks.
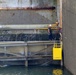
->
53;41;62;60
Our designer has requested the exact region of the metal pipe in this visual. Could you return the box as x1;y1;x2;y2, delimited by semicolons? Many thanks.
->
60;0;62;28
0;25;48;29
0;7;55;10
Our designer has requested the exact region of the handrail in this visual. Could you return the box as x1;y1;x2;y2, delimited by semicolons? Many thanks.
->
53;41;62;48
29;45;52;57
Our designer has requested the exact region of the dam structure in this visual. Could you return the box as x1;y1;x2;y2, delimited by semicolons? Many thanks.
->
63;0;76;74
0;0;62;66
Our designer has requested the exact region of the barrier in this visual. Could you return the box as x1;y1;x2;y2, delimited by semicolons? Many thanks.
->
53;42;62;60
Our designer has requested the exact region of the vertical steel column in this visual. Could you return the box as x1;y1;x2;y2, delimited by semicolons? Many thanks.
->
57;0;62;28
45;45;47;55
24;45;28;67
60;0;62;28
4;46;7;57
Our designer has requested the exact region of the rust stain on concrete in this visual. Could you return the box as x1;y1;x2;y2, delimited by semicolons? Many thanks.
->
0;7;55;10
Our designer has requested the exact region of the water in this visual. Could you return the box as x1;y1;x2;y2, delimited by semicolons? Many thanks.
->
0;66;72;75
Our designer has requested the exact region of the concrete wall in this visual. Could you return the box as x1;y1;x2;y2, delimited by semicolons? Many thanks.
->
0;0;57;24
0;10;57;24
0;0;54;8
63;0;76;75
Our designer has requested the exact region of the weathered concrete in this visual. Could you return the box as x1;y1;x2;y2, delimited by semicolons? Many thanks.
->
0;0;57;24
63;0;76;75
0;0;55;8
0;10;56;24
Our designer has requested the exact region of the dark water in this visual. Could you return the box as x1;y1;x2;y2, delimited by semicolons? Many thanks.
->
0;66;72;75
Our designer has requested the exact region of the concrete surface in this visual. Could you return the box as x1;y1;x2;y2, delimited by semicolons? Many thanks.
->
0;10;56;24
63;0;76;75
0;0;54;8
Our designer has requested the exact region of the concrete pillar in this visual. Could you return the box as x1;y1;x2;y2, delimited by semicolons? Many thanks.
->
24;46;28;67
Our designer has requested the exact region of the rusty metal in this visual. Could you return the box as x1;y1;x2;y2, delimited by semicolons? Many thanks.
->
0;6;55;10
